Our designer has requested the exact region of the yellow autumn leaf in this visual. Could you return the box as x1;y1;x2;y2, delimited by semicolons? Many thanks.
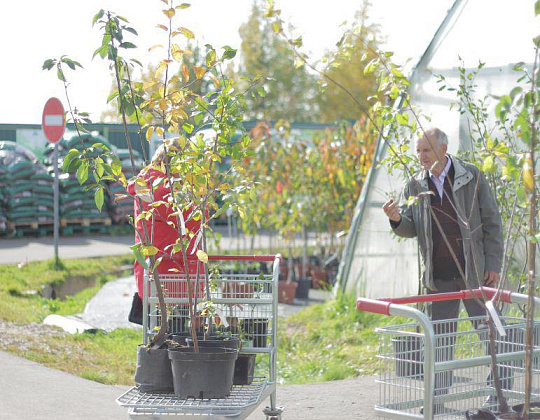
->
193;66;205;79
523;158;535;193
156;127;164;136
148;44;164;53
182;64;190;82
171;44;183;62
209;75;220;88
163;8;175;18
155;61;168;79
178;27;194;39
159;99;168;111
141;245;159;257
196;250;209;264
146;126;155;141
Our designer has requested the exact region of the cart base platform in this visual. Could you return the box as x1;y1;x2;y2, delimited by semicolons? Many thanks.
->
117;377;275;419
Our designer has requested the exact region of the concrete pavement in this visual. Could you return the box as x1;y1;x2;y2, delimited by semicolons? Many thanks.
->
0;350;129;420
0;350;377;419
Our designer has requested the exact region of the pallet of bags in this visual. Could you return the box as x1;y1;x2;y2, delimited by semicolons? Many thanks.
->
0;141;54;235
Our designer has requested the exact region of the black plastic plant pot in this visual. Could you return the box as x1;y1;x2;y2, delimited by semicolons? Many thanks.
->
512;403;540;418
233;353;256;385
170;332;204;346
135;345;174;393
186;336;241;351
168;347;238;399
294;278;311;300
391;336;424;379
242;318;268;348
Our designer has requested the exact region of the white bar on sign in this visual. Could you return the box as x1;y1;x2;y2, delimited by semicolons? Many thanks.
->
44;115;64;126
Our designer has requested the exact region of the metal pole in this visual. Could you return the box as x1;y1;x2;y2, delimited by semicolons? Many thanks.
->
53;143;60;269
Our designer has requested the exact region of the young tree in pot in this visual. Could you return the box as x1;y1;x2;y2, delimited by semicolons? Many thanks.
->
264;2;540;415
46;0;260;398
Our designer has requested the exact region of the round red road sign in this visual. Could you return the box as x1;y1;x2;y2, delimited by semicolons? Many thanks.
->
42;97;65;143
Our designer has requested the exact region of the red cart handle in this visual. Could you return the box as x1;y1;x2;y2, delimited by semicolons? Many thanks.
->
357;287;513;315
378;287;512;304
160;254;279;263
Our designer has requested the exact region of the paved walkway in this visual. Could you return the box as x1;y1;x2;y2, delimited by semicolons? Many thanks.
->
0;227;325;265
0;350;377;419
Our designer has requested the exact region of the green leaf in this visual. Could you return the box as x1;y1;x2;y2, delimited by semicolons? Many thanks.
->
42;59;55;71
107;90;119;103
95;160;105;178
182;122;194;134
176;3;191;9
111;156;122;176
396;113;409;126
92;9;105;26
91;142;110;151
62;150;81;172
94;187;104;211
206;49;216;67
482;156;494;173
222;46;237;60
77;162;89;184
92;45;107;60
123;26;138;36
57;67;66;82
130;244;148;269
119;42;137;49
364;58;379;75
535;0;540;16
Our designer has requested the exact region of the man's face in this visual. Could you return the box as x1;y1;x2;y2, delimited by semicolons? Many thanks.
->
416;135;447;172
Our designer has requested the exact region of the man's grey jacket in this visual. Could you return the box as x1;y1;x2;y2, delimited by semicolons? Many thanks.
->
392;155;504;291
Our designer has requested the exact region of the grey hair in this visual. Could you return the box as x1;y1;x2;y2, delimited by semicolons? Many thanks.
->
423;127;448;146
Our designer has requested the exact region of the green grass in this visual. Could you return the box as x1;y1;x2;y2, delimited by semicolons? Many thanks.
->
275;292;384;384
0;255;133;323
0;254;388;386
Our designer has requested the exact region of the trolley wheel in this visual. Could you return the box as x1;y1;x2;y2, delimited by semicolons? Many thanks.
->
263;406;283;420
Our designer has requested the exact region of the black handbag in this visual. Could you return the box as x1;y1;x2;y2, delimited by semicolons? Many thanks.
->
128;292;143;325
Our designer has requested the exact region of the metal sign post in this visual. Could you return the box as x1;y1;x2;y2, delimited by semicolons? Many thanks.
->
42;97;66;269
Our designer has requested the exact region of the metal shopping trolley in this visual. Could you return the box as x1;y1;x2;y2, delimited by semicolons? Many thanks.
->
357;287;540;419
117;255;283;420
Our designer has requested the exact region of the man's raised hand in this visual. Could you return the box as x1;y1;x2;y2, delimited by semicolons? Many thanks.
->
383;199;401;223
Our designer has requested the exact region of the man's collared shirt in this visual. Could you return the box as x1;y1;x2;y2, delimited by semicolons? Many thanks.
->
429;156;452;200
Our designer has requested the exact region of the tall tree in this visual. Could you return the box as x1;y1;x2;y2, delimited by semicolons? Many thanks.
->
235;0;319;122
316;1;381;122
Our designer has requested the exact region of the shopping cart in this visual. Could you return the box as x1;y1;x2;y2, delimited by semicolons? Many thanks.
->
357;287;540;419
117;254;283;420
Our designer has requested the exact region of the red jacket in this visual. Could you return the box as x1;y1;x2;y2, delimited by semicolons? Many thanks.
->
127;169;203;297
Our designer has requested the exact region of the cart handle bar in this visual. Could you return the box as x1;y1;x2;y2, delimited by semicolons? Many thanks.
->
159;254;280;263
357;287;512;316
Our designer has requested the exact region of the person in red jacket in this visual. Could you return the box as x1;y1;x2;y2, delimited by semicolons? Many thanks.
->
127;141;203;327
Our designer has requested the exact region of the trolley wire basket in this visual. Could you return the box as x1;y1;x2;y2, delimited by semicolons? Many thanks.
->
117;255;283;420
358;287;540;419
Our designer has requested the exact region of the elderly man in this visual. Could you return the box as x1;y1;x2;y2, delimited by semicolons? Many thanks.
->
382;127;504;412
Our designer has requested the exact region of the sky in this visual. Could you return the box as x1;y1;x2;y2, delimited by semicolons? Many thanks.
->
0;0;537;125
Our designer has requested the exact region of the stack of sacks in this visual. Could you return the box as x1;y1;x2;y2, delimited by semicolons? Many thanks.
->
0;141;54;225
0;159;7;232
44;134;116;223
108;148;145;223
